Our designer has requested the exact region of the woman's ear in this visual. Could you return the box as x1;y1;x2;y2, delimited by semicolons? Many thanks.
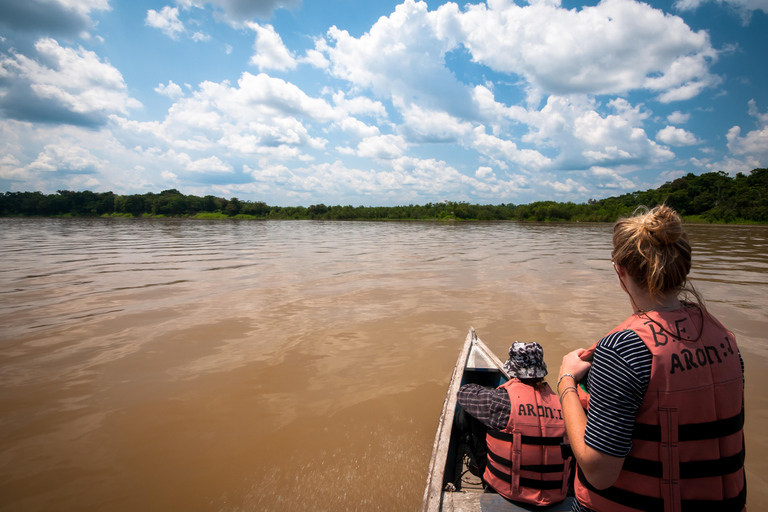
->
613;263;631;296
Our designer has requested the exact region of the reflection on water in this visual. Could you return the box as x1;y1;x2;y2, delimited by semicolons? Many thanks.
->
1;218;767;511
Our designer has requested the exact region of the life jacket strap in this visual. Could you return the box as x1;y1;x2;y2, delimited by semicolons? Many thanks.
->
632;408;744;442
487;463;565;490
577;467;747;512
622;448;745;479
487;448;565;473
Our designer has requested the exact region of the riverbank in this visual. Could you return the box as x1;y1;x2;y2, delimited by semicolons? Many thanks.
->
2;211;767;225
2;168;767;223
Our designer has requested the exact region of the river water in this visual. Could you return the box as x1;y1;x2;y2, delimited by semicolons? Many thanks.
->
0;218;766;511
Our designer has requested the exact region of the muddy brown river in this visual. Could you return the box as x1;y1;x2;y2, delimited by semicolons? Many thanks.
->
1;218;766;511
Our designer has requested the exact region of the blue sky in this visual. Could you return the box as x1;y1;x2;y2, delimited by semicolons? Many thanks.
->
0;0;766;206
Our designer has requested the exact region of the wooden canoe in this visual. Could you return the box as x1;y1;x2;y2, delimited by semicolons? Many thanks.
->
421;327;574;512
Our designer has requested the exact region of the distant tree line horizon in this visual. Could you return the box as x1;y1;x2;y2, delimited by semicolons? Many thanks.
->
1;168;767;223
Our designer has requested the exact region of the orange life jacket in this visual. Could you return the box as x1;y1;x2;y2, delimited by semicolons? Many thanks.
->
484;379;571;506
574;307;746;512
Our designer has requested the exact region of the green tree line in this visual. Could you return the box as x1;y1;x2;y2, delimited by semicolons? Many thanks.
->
1;169;766;223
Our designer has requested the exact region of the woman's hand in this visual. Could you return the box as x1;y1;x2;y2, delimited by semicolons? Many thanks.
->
559;348;592;383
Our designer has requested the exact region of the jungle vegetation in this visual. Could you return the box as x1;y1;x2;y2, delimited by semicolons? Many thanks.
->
1;168;766;223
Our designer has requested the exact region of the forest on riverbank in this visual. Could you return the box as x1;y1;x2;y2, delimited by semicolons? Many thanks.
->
2;168;767;223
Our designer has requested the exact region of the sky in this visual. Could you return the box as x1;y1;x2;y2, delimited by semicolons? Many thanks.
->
0;0;767;206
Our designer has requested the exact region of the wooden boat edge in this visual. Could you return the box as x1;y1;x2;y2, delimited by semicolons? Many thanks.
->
421;327;509;512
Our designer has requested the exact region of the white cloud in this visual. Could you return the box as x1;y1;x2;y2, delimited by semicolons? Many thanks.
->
0;0;111;40
472;127;552;171
115;72;336;164
0;159;25;180
476;166;494;179
388;156;528;199
673;0;768;24
183;154;233;173
657;170;687;185
311;0;706;181
0;154;20;166
357;134;407;160
337;116;380;139
656;126;700;146
0;125;25;179
226;72;336;122
322;0;474;117
667;111;691;124
0;120;191;194
301;48;330;69
590;166;637;189
748;97;768;126
689;155;758;175
2;0;760;206
247;22;297;71
145;6;185;39
455;0;719;101
0;38;140;124
175;0;301;26
53;0;110;15
331;91;388;119
398;104;474;143
691;157;709;167
608;98;652;126
248;155;529;202
27;143;105;173
191;31;211;42
472;84;531;125
155;80;185;99
572;107;671;163
146;150;236;175
726;100;768;165
335;146;356;156
520;95;672;169
541;178;589;193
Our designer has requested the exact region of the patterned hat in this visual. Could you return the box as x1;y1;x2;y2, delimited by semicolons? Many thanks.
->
503;341;548;379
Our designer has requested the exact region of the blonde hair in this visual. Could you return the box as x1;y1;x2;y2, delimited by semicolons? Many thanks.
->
612;205;699;304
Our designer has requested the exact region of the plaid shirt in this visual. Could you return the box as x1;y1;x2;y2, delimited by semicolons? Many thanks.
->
456;383;512;431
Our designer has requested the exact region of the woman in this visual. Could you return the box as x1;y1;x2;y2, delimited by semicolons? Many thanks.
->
558;205;746;512
458;341;571;507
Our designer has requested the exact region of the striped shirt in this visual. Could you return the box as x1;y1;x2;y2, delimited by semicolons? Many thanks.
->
583;329;652;457
573;329;652;512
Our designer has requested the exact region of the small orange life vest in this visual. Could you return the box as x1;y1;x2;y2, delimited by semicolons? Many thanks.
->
484;379;571;506
574;307;746;512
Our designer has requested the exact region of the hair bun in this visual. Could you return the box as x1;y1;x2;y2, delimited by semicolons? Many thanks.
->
641;205;683;245
613;204;692;301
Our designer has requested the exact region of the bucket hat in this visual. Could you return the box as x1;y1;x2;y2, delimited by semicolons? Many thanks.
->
503;341;548;379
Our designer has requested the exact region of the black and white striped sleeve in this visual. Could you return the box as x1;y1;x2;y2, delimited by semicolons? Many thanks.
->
583;330;652;458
